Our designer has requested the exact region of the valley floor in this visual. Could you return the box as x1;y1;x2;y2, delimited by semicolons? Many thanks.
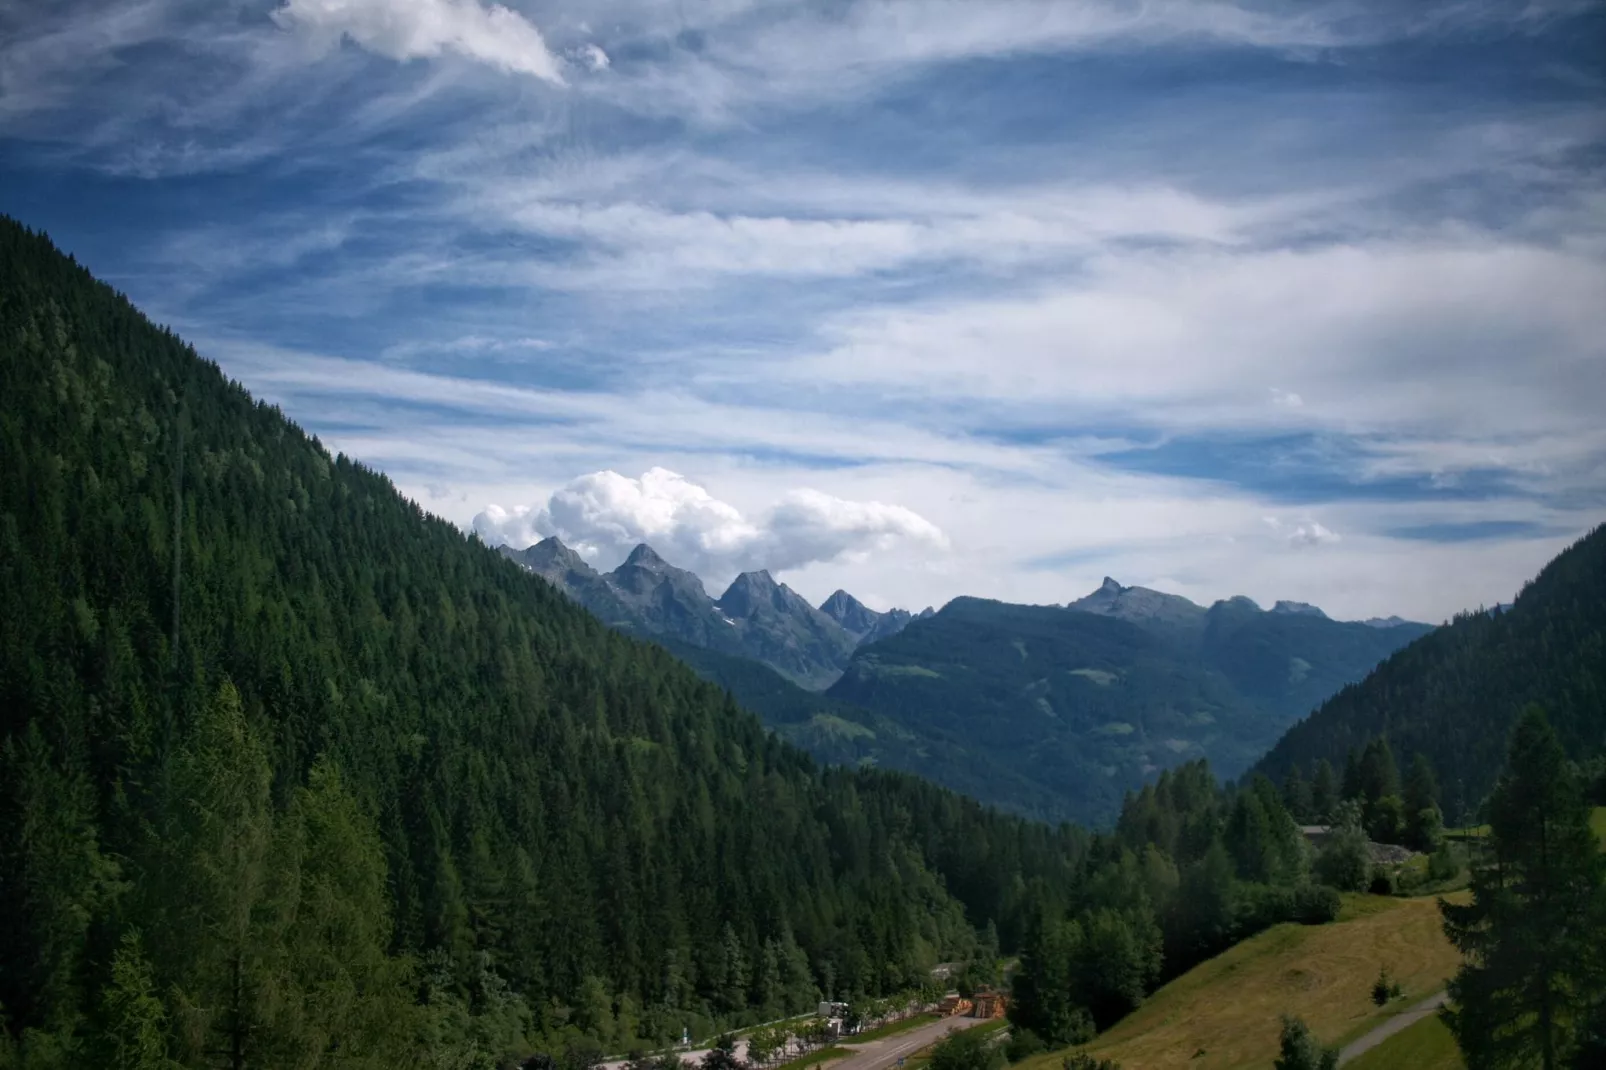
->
1018;893;1465;1070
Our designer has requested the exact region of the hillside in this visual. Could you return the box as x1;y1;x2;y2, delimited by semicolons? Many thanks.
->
654;636;1071;821
1017;895;1463;1070
1254;524;1606;819
826;594;1430;824
0;218;1088;1063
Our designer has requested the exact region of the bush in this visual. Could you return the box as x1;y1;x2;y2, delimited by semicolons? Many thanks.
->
1313;829;1371;892
1005;1029;1046;1063
1291;883;1342;924
1235;883;1295;936
929;1027;1005;1070
1273;1015;1338;1070
1427;841;1464;883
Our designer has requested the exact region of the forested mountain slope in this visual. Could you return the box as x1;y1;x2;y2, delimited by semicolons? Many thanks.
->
654;636;1070;821
0;219;1089;1064
1254;524;1606;817
826;594;1430;824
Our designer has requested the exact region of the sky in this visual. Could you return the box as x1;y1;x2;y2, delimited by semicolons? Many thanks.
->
3;0;1603;622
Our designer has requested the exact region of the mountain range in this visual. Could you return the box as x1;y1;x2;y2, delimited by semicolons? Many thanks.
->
821;586;1433;822
503;536;1434;823
501;536;932;689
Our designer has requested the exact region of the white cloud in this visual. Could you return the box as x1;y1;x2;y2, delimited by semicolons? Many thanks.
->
273;0;566;83
1264;515;1342;548
1287;521;1342;547
576;43;610;70
470;467;947;584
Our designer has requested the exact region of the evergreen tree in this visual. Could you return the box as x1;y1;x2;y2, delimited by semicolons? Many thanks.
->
1341;750;1364;805
1441;707;1605;1070
1281;764;1313;824
100;932;176;1070
1403;753;1444;853
164;680;276;1070
1273;1015;1337;1070
1309;760;1338;825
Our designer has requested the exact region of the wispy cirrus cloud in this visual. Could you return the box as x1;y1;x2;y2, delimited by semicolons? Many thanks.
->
2;0;1602;622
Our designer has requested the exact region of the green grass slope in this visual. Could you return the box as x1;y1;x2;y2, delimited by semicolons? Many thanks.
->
1015;895;1463;1070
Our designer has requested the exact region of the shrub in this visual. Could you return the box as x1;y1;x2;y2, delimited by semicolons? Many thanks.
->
1313;829;1371;892
1273;1015;1338;1070
1005;1029;1046;1063
1427;841;1464;883
930;1026;1005;1070
1291;883;1342;924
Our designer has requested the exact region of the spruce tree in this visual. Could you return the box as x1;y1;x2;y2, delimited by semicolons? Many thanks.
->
1310;760;1338;825
1440;706;1605;1070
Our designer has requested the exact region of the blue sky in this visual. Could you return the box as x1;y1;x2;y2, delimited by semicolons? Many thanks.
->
3;0;1603;621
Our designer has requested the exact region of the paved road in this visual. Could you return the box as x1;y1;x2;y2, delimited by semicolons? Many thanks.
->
1337;991;1449;1065
825;1016;992;1070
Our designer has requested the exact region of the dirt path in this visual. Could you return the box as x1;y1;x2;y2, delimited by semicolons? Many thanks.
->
824;1016;991;1070
1337;991;1449;1065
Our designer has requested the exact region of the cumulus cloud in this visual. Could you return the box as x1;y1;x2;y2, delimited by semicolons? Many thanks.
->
471;467;947;582
274;0;566;83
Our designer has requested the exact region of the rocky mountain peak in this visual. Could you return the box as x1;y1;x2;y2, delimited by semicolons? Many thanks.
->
820;589;880;635
717;570;785;618
1100;576;1124;594
623;543;668;570
1272;600;1328;619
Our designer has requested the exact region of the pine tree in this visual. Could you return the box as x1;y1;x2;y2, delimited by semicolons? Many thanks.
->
100;931;175;1070
1404;753;1444;853
165;680;275;1070
1310;760;1338;825
1441;707;1605;1070
1273;1015;1337;1070
1281;764;1313;824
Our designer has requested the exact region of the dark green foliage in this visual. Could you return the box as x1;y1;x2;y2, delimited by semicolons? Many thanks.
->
0;219;1093;1062
1004;1028;1045;1063
826;595;1427;825
1281;764;1313;824
656;638;1067;822
1309;760;1338;824
1313;826;1371;893
1273;1015;1338;1070
1372;966;1401;1007
1441;707;1605;1070
1290;882;1342;924
928;1026;1005;1070
1256;526;1606;813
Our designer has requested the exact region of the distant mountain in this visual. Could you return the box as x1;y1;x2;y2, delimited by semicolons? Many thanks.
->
716;570;859;689
501;539;1436;822
1254;525;1606;821
821;582;1433;824
1068;576;1208;634
499;538;922;689
820;589;931;647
